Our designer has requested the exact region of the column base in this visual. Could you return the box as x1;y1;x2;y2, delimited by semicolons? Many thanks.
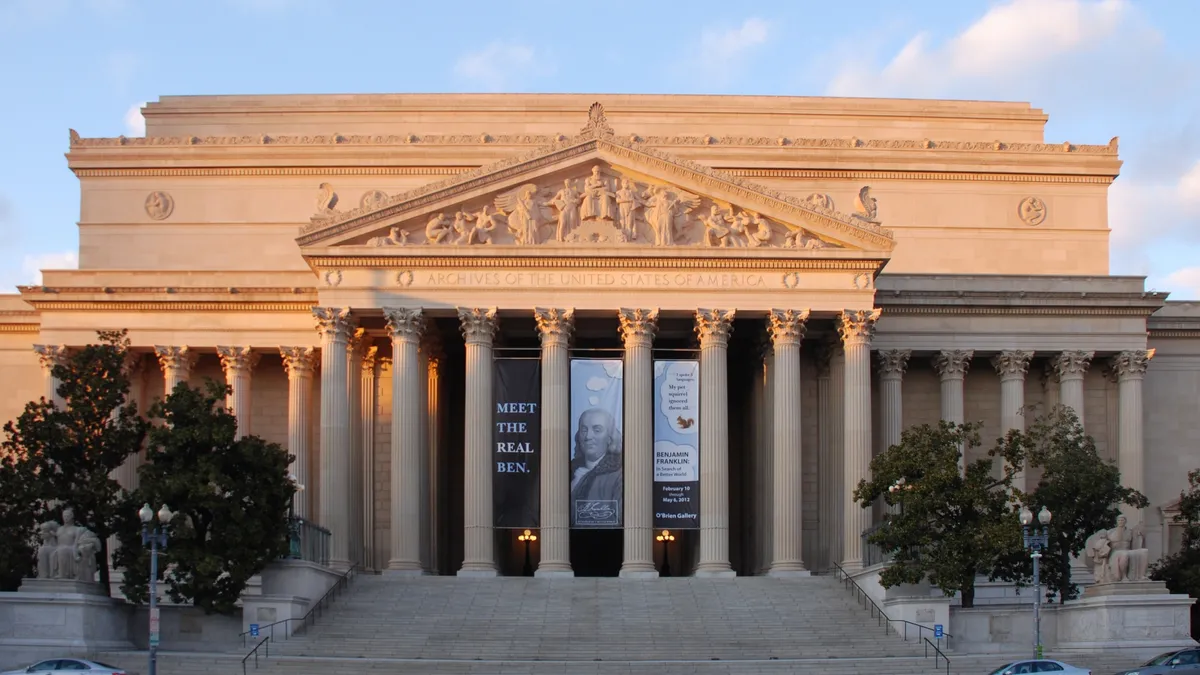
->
839;560;864;575
534;568;575;579
618;565;659;579
329;558;353;573
457;568;499;578
694;565;736;579
382;568;427;577
767;566;811;578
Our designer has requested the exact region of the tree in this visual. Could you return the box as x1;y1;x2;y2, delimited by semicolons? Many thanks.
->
854;421;1024;608
113;381;295;614
1009;407;1148;603
1150;468;1200;636
0;452;38;590
1;330;149;592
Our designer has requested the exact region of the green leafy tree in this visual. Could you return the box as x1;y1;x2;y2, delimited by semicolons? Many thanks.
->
853;421;1024;608
1006;407;1148;603
1150;468;1200;636
0;452;38;590
113;381;294;614
1;330;149;592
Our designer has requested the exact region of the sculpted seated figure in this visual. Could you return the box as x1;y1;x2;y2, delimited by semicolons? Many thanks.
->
1085;514;1150;583
34;507;101;582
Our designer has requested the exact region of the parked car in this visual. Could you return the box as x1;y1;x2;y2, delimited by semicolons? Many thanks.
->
1112;647;1200;674
0;660;128;675
987;660;1091;674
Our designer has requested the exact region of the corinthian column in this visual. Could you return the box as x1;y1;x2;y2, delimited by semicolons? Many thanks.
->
217;346;259;439
839;309;880;573
112;353;147;490
33;345;69;407
280;346;317;519
814;347;832;571
458;307;499;576
617;307;658;578
425;341;444;574
1053;351;1094;428
876;350;910;514
417;331;432;572
346;329;366;567
756;338;775;574
154;345;196;395
933;349;973;473
767;309;810;576
992;350;1034;488
314;307;356;570
359;346;379;569
535;307;576;577
695;308;736;577
384;308;424;574
1112;349;1153;519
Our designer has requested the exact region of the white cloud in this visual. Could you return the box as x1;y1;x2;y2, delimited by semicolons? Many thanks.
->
22;251;78;286
588;396;600;406
454;41;551;92
680;17;771;85
124;102;147;137
105;50;139;93
585;376;609;392
602;362;622;380
1165;267;1200;300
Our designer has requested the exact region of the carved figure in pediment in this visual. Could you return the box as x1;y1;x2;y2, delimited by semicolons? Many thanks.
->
425;213;451;244
316;183;338;212
746;212;772;247
784;227;831;250
580;166;615;222
615;178;645;241
643;185;700;246
700;205;735;248
455;205;500;245
368;226;409;247
549;179;583;242
495;184;550;246
853;185;880;223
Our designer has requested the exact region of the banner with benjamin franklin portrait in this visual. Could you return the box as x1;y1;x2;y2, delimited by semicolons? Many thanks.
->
653;360;700;530
569;359;624;528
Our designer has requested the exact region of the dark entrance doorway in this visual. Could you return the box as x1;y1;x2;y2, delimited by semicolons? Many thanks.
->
570;529;623;576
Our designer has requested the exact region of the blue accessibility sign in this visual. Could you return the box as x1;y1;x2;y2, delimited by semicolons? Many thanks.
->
934;624;944;639
250;623;259;637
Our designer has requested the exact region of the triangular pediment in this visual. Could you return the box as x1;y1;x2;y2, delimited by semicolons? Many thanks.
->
296;107;895;254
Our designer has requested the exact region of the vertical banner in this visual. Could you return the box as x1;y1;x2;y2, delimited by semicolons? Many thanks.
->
653;360;700;529
493;358;541;528
569;359;624;528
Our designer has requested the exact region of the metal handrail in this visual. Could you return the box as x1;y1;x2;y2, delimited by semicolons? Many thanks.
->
830;562;953;660
239;562;359;648
924;636;951;675
241;636;269;675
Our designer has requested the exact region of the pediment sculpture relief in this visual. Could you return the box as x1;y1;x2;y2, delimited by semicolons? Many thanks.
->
357;165;848;250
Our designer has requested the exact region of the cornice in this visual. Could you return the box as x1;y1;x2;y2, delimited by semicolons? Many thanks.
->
1150;330;1200;339
73;167;469;178
726;169;1114;185
0;324;39;333
304;255;885;272
882;306;1157;317
23;301;314;312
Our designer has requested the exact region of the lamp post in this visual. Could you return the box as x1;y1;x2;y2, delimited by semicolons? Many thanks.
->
656;530;675;577
1020;505;1052;659
139;502;175;675
517;529;537;577
287;473;305;560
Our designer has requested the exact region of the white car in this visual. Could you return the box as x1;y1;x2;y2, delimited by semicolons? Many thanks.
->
0;659;129;675
987;659;1091;674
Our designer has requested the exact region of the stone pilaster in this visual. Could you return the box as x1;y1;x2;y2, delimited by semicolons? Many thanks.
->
217;346;259;439
280;347;317;519
1053;351;1094;428
359;345;379;569
458;307;499;576
767;309;810;576
426;340;444;574
814;346;832;571
933;349;973;473
314;307;356;570
154;345;196;396
384;308;424;574
417;328;432;572
1112;349;1153;519
755;335;773;574
616;307;658;578
993;350;1034;488
876;350;910;514
33;344;69;407
534;307;576;577
838;309;880;573
346;329;366;567
695;308;736;577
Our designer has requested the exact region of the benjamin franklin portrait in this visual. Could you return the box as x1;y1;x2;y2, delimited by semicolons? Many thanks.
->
570;407;623;526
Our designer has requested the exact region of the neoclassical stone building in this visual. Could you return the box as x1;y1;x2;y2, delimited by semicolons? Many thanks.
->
2;93;1194;580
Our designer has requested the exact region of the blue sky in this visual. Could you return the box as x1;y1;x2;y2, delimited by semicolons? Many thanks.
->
1;0;1197;296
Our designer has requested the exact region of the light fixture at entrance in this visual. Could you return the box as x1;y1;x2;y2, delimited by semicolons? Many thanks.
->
518;529;537;577
656;530;675;577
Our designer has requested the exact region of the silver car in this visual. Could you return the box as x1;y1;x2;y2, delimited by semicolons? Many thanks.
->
0;659;129;675
987;659;1091;674
1114;648;1200;674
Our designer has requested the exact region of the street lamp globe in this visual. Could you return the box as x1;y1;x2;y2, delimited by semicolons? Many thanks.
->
139;503;154;524
1019;507;1033;526
157;505;174;524
1038;507;1052;525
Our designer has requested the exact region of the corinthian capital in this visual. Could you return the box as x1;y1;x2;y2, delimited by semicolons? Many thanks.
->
876;349;911;378
617;308;658;347
313;307;355;343
280;346;318;378
535;307;576;346
695;308;736;348
33;344;69;373
767;309;810;347
154;345;196;375
1110;349;1155;380
992;350;1034;380
1052;350;1094;380
384;307;425;342
837;309;881;346
217;346;260;374
933;349;973;379
457;307;498;345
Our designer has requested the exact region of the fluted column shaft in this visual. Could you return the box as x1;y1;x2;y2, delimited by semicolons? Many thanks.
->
218;346;259;439
876;350;910;515
417;339;432;572
695;309;736;577
827;350;845;571
346;331;366;567
617;308;658;578
839;309;880;573
934;350;973;473
112;354;147;490
359;346;378;569
1113;350;1153;519
1054;351;1094;428
768;309;810;576
281;347;317;519
993;351;1034;488
384;309;424;574
426;347;444;574
34;345;69;407
314;308;355;570
755;342;774;574
155;345;195;396
459;307;499;576
814;349;832;571
535;308;575;577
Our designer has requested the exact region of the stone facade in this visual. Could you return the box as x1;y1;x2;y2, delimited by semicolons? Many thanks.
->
1;93;1194;576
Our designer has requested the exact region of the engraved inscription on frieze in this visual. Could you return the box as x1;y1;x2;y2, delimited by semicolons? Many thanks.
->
417;270;770;290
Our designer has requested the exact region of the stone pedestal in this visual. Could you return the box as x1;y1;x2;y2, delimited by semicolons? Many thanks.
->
0;581;134;667
17;578;107;595
1058;584;1197;652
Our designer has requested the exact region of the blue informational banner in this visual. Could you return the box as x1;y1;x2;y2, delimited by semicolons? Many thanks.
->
652;360;700;530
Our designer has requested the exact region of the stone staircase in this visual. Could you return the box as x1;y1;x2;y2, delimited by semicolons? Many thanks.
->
91;574;1149;674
